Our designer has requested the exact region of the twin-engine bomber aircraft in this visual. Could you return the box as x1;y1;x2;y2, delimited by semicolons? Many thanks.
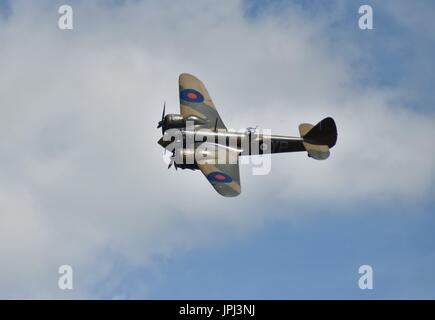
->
158;73;337;197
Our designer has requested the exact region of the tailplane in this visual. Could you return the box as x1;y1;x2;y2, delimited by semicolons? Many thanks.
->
299;117;337;160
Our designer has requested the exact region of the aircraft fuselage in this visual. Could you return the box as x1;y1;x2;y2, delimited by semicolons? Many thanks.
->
158;128;306;170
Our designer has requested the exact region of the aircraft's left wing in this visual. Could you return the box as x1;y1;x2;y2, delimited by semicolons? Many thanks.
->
179;73;227;131
196;144;241;197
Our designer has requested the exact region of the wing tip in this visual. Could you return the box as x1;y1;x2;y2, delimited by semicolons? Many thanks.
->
213;184;241;198
179;72;199;83
223;192;241;198
216;189;241;197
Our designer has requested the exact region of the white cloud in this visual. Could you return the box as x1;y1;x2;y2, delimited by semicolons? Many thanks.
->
0;0;434;298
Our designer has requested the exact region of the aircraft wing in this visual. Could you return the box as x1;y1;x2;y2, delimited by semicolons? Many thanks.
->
196;143;241;197
179;73;227;131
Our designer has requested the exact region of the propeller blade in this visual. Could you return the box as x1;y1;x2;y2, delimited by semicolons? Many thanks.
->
162;101;166;120
168;150;175;169
157;101;166;129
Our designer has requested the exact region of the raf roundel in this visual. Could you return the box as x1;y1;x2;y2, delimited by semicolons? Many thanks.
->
180;88;204;103
187;92;197;100
207;171;233;183
215;174;226;181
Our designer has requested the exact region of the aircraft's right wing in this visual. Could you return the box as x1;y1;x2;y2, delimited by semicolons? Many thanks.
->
196;143;241;197
179;73;227;131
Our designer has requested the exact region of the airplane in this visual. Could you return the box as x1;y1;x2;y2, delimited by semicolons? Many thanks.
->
158;73;337;197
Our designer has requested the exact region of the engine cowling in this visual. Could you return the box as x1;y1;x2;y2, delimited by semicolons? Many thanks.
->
163;114;185;131
175;148;195;165
174;148;198;170
174;146;219;170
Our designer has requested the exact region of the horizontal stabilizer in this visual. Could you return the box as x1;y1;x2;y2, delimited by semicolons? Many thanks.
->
299;117;337;160
298;123;314;138
303;142;330;160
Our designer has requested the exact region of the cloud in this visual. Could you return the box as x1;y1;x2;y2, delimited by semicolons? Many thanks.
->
0;0;434;298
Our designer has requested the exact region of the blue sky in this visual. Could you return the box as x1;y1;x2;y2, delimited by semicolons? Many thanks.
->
0;0;434;299
104;200;435;299
143;205;435;299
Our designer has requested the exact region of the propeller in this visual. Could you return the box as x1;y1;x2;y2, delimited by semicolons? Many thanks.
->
157;101;166;134
167;150;177;170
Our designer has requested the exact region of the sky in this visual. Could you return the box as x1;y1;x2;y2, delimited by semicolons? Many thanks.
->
0;0;434;299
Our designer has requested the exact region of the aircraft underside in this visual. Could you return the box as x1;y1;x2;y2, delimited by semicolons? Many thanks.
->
157;73;337;197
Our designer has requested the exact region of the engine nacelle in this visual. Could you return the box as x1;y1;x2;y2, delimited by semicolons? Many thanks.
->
164;114;185;131
175;148;195;165
174;148;198;170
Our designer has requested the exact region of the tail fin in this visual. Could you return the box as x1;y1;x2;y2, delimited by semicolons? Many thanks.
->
299;117;337;160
